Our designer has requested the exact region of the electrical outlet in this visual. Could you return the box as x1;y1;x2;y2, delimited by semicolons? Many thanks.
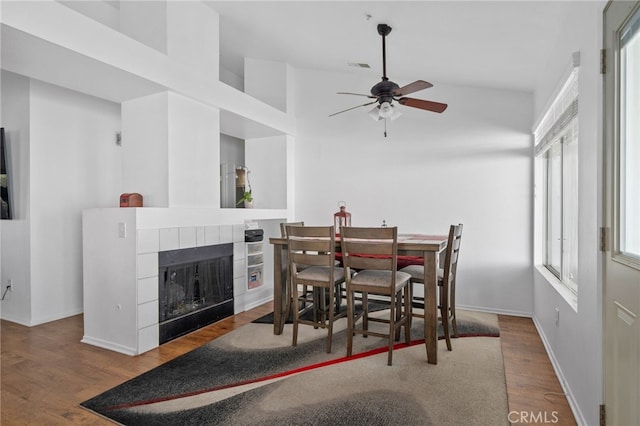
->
8;279;13;291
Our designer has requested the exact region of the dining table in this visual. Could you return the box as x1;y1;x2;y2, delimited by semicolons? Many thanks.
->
269;233;448;365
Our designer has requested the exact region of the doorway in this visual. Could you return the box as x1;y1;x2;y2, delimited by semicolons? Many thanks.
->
603;1;640;424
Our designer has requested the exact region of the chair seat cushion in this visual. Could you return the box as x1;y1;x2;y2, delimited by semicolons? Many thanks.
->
399;265;445;282
350;269;411;291
296;266;345;283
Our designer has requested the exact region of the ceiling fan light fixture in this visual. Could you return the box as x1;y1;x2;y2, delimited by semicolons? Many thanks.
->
379;101;393;118
390;107;402;121
368;105;381;121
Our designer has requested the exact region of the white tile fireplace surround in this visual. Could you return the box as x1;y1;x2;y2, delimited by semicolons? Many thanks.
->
81;208;274;356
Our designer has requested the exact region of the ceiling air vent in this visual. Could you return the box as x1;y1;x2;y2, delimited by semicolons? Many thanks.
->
348;62;371;68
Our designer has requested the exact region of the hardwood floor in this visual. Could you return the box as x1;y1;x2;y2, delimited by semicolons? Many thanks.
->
1;304;575;425
499;315;577;425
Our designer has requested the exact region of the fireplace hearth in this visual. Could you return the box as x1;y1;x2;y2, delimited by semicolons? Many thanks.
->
158;243;234;344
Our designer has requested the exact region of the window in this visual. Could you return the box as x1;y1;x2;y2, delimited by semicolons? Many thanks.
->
534;64;579;296
620;12;640;259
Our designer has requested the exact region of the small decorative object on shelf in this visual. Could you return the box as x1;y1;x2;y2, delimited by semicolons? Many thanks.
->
236;166;253;208
334;201;351;236
235;167;247;187
120;193;143;207
237;190;253;208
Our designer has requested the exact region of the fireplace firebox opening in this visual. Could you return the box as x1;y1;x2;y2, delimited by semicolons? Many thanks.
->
158;243;234;344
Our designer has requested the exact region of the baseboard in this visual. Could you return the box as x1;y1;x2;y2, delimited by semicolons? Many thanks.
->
81;335;138;356
244;294;273;311
532;316;587;426
456;304;532;318
30;307;83;326
1;307;83;327
0;312;30;326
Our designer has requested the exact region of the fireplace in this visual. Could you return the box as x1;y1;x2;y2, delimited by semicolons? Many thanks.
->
158;243;234;344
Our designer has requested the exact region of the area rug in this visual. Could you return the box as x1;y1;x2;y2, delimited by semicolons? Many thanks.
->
81;310;506;425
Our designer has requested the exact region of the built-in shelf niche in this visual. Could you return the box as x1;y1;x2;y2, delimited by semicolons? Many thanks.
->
220;132;287;210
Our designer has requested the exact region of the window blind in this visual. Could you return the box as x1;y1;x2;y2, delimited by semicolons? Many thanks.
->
534;67;580;157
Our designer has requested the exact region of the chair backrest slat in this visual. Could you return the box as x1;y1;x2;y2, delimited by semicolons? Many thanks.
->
343;241;392;256
291;251;331;267
286;225;336;270
346;255;394;271
341;226;398;272
288;238;331;253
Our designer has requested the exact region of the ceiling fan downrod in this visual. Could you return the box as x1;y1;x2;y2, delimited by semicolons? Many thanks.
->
378;24;392;81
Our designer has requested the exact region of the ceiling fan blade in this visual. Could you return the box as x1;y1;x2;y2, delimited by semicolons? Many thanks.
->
398;97;448;113
337;92;376;98
393;80;433;97
329;101;377;117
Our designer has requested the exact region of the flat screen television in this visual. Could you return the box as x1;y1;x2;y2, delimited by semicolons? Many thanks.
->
1;127;12;220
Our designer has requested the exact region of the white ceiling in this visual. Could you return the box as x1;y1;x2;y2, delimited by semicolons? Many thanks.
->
208;0;587;93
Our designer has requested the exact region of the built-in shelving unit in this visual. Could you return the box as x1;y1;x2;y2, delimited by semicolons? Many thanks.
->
246;241;264;290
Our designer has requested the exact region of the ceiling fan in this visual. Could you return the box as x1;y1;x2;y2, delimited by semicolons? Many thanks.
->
329;24;448;136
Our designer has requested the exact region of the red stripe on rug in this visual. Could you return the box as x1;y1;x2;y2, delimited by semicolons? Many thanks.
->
102;339;425;412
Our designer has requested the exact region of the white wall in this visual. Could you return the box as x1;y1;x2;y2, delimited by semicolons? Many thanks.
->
245;58;288;112
29;80;121;325
0;71;32;323
246;135;288;210
294;69;534;315
531;3;605;426
0;76;122;325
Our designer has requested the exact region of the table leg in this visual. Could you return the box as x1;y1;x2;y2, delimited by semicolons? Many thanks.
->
424;251;438;364
272;244;289;335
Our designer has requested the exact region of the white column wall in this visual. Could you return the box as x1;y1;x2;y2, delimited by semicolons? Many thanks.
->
121;92;170;207
122;92;221;208
167;92;220;208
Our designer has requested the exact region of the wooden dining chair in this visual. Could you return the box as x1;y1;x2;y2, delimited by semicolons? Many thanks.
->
281;221;345;315
280;222;310;320
341;226;412;366
400;223;463;351
280;221;304;238
286;225;346;353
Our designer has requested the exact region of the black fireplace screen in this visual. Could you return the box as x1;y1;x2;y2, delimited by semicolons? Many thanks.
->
158;243;234;343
